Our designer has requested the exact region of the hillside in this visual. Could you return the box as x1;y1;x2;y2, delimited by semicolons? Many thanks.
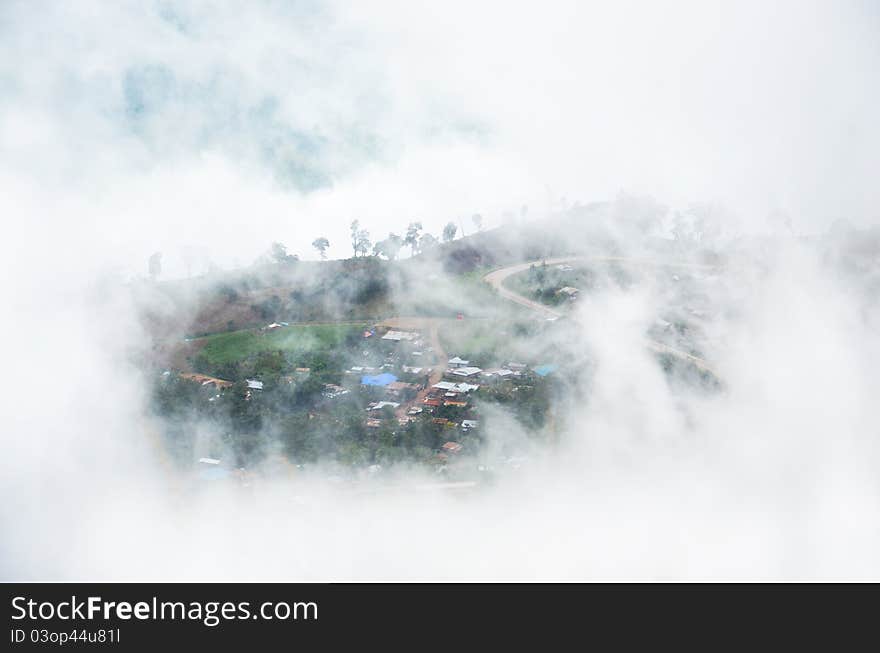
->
135;202;672;350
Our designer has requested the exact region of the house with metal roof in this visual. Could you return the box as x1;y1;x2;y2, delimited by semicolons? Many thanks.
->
450;366;482;378
382;330;418;341
361;372;398;386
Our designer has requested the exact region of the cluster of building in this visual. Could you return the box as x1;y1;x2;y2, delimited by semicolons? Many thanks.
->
172;318;557;469
347;325;557;460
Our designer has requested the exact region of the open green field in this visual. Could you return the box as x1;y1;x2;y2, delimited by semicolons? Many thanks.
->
195;323;367;366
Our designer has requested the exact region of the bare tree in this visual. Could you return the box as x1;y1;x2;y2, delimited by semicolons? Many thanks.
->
350;220;361;257
357;234;372;257
352;223;371;257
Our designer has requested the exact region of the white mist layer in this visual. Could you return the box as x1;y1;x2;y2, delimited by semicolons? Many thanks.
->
3;238;880;581
2;1;880;580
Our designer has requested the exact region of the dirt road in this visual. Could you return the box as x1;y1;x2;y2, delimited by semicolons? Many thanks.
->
377;317;448;417
482;257;718;375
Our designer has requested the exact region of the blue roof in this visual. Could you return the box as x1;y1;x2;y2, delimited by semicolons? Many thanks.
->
534;364;558;377
361;372;398;386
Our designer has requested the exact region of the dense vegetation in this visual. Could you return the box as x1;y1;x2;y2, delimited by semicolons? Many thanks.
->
504;260;639;307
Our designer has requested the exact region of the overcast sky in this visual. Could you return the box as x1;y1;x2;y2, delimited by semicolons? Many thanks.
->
1;0;878;277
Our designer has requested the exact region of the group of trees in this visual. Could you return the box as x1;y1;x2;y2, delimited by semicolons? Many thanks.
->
272;202;721;266
149;213;486;278
344;220;451;260
269;242;299;264
373;233;403;260
349;220;372;257
308;214;485;262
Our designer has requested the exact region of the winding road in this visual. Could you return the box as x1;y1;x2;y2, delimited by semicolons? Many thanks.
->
482;257;717;375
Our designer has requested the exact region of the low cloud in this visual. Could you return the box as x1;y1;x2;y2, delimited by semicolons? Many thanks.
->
2;1;879;580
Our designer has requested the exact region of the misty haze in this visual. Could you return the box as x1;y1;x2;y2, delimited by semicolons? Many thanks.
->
2;0;880;582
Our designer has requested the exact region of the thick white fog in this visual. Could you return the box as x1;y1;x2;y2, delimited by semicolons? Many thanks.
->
1;1;879;580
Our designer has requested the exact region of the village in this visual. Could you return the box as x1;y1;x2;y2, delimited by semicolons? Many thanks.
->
345;323;555;450
154;256;717;486
171;314;559;485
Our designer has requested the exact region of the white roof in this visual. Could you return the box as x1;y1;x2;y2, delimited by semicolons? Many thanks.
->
448;356;469;365
483;368;513;377
451;366;482;377
382;330;418;341
368;401;400;411
246;379;264;390
462;420;479;428
433;381;479;393
402;366;423;374
198;458;221;465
